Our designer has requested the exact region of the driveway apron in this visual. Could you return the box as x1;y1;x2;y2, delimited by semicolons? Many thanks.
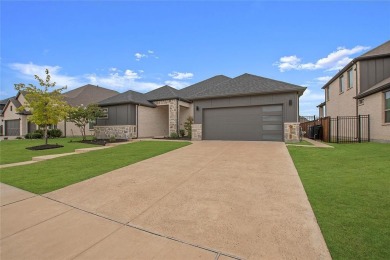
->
43;141;330;259
1;141;331;259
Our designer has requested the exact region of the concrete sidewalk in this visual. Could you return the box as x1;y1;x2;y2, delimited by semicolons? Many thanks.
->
1;141;331;259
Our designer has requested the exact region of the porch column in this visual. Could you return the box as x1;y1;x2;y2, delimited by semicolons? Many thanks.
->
168;100;178;136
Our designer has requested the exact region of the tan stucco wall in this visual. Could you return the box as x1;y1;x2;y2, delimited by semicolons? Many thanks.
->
326;67;358;117
57;120;95;137
138;105;169;137
179;102;193;132
2;100;28;136
358;92;390;142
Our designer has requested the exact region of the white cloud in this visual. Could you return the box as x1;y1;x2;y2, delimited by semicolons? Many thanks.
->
168;71;194;80
135;53;147;61
9;62;85;89
276;45;370;72
315;76;332;84
164;80;190;89
134;50;158;61
9;62;162;93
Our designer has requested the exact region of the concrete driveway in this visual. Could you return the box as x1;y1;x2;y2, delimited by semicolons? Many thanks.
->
1;141;331;259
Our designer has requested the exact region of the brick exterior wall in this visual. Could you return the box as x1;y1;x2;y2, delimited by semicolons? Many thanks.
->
191;124;202;141
284;122;300;142
153;99;178;136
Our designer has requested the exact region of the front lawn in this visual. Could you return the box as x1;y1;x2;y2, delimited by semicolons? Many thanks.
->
0;138;97;165
288;143;390;259
0;141;190;194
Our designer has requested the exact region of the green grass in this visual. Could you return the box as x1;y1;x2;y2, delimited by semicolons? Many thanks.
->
0;141;190;194
288;143;390;259
0;138;97;165
285;140;313;145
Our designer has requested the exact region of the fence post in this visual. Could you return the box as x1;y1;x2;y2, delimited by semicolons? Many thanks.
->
336;116;339;143
358;115;361;143
368;115;370;142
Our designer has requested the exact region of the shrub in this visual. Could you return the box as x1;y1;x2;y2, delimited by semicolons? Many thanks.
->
179;129;185;137
16;136;23;139
170;132;179;139
184;116;193;138
109;135;116;142
25;132;43;139
47;129;62;138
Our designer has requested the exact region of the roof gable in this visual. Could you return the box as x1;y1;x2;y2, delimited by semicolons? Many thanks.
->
144;85;185;101
63;84;119;106
360;40;390;59
98;90;156;107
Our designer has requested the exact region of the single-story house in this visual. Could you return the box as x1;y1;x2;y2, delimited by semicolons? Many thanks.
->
0;85;118;137
95;73;306;141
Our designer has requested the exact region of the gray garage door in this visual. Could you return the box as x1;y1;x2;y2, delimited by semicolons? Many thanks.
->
203;105;283;141
5;120;20;136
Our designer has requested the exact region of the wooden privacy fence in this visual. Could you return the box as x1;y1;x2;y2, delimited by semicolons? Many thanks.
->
300;115;370;143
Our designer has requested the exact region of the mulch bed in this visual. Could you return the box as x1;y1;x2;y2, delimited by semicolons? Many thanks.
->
76;139;128;146
153;137;191;141
26;144;64;150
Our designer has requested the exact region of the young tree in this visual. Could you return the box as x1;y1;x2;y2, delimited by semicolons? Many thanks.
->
68;104;103;140
15;69;70;145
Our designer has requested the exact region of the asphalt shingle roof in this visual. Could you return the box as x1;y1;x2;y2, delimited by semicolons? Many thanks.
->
189;73;306;99
144;85;187;101
355;76;390;99
179;75;231;98
360;40;390;58
63;84;118;106
98;90;156;107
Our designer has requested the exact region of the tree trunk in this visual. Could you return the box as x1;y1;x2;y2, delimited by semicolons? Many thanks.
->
44;125;48;145
82;125;86;140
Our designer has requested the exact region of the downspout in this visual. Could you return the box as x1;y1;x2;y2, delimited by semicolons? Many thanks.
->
176;99;179;134
136;104;139;138
355;62;359;117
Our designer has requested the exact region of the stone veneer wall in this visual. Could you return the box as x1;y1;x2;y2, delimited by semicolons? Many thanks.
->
94;125;136;140
153;99;178;136
284;122;300;142
192;124;202;141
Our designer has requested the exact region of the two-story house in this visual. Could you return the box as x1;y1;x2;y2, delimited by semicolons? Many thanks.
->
319;40;390;142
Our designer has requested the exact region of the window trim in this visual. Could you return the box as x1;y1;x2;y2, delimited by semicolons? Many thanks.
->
339;75;344;94
98;108;109;119
385;90;390;123
347;69;354;89
326;87;330;101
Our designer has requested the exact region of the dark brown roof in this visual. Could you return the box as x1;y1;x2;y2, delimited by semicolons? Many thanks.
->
63;84;118;106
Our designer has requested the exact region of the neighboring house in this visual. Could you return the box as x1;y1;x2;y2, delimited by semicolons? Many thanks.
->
0;97;14;135
320;40;390;142
95;73;305;141
58;84;118;137
0;92;35;136
1;85;118;137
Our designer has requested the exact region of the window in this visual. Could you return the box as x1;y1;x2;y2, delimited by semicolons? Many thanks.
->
326;87;330;101
98;108;108;119
10;105;13;111
348;69;354;89
89;120;96;130
385;91;390;123
339;75;344;93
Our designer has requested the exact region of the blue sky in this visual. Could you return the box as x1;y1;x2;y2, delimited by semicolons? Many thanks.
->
1;1;389;115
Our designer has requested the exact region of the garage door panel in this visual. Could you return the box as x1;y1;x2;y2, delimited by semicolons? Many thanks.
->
203;105;283;141
5;120;20;136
